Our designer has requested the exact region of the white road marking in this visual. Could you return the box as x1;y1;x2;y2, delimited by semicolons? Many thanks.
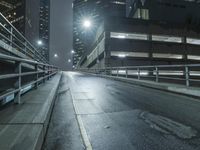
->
70;89;93;150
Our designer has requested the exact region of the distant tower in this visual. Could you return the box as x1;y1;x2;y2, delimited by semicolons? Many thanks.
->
1;0;50;61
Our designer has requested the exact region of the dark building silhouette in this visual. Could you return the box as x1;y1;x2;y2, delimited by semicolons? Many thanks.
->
126;0;200;25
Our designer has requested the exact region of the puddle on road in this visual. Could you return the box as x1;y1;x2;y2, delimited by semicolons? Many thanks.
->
140;111;197;139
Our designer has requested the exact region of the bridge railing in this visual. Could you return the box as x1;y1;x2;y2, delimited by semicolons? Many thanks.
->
78;64;200;87
0;13;47;63
0;53;58;104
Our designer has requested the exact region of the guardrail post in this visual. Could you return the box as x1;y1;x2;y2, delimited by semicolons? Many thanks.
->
95;68;97;74
185;66;190;87
155;67;159;82
14;62;21;104
126;69;128;78
10;27;13;47
47;66;50;80
24;42;27;54
117;69;119;77
43;65;46;83
35;64;38;89
137;68;140;80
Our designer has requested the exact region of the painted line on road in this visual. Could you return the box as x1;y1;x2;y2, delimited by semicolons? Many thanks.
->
70;89;93;150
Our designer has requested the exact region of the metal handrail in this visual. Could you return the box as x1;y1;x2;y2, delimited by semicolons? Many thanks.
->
78;63;200;87
0;54;58;104
0;13;47;63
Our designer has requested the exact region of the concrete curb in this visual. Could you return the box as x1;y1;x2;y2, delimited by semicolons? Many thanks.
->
39;72;62;150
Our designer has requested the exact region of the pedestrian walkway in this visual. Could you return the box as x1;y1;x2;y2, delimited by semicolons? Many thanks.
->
0;73;61;150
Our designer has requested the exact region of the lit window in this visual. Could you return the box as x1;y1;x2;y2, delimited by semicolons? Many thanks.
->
152;35;182;43
110;32;148;40
111;1;126;5
111;51;149;58
133;8;149;20
187;55;200;60
187;38;200;45
153;53;183;59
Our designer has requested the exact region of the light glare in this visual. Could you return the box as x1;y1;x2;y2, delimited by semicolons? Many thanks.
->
54;54;58;58
118;54;126;58
37;40;43;45
71;50;75;54
83;20;91;28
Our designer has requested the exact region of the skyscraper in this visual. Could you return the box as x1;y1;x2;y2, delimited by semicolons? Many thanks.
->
0;0;50;60
0;0;26;35
39;0;50;60
126;0;200;24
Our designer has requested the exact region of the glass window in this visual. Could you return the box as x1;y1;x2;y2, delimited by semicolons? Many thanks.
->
152;35;182;43
187;38;200;45
110;32;148;40
153;53;183;59
111;51;149;58
187;55;200;60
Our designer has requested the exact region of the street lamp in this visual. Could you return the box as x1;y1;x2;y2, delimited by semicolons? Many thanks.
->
83;19;92;28
68;59;71;63
54;54;58;58
71;50;75;54
37;40;43;46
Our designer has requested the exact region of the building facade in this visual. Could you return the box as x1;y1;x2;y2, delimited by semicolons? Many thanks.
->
79;17;200;68
73;0;126;66
0;0;26;35
0;0;50;60
127;0;200;25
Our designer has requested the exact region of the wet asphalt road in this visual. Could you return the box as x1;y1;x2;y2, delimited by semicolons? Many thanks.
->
44;72;200;150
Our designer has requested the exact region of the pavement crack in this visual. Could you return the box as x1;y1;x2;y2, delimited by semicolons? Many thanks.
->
140;111;198;139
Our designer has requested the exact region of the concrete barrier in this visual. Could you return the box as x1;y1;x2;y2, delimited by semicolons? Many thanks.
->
0;72;62;150
87;73;200;99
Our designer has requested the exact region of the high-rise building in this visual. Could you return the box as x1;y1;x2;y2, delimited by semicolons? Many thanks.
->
39;0;50;60
127;0;200;24
0;0;26;35
0;0;50;60
72;0;126;66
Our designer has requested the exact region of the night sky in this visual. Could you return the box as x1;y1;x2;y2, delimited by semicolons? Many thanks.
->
49;0;73;70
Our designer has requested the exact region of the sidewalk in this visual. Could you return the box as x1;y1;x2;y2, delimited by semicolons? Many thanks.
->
0;73;61;150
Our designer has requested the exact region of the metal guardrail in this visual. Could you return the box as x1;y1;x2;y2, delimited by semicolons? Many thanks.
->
0;13;47;63
78;64;200;87
0;53;58;104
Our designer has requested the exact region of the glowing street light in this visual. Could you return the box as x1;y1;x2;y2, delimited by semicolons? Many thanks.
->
83;19;92;28
54;54;58;58
68;59;71;63
71;50;75;54
37;40;43;46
